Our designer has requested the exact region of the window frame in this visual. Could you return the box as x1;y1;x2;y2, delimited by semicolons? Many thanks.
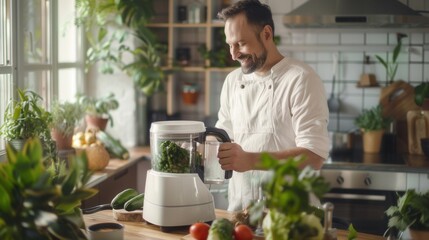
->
0;0;85;160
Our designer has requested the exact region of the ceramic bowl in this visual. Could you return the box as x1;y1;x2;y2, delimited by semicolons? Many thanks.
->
87;222;124;240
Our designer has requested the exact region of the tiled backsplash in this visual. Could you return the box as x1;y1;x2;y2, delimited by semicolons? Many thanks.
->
268;0;429;132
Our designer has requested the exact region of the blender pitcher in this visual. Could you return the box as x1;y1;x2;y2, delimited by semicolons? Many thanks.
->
149;121;232;181
204;127;233;184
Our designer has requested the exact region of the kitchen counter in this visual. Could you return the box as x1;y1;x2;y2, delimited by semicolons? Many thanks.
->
83;209;386;240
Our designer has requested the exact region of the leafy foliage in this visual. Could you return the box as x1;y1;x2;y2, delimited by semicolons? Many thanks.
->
355;105;391;131
347;223;357;240
78;93;119;126
250;153;330;240
50;100;84;136
414;81;429;107
386;189;429;232
0;89;56;160
75;0;167;96
154;140;203;173
0;138;98;240
375;33;407;86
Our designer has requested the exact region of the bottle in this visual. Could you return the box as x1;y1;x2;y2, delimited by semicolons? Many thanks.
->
323;202;338;240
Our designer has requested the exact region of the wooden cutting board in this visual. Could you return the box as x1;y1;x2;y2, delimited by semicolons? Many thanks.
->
113;209;144;222
380;80;420;121
407;110;429;155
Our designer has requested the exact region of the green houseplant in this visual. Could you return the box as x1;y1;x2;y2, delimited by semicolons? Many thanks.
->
0;89;56;159
75;0;167;96
78;93;119;130
386;189;429;239
50;100;84;150
375;33;407;86
0;138;98;239
355;105;391;153
249;154;330;240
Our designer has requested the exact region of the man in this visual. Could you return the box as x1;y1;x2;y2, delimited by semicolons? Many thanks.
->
215;0;330;211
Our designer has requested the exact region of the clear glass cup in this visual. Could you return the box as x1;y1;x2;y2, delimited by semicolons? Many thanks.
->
250;172;264;237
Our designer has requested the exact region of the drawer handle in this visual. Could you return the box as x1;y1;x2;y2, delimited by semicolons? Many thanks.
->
324;193;385;201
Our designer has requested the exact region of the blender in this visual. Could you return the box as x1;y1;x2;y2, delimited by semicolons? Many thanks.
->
143;120;231;231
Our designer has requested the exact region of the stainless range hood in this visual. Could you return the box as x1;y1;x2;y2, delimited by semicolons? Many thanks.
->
283;0;429;28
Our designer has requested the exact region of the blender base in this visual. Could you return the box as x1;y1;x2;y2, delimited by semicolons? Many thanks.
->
143;170;216;228
143;200;215;229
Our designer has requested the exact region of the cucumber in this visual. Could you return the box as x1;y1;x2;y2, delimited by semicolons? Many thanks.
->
124;193;144;211
111;188;139;209
97;130;130;160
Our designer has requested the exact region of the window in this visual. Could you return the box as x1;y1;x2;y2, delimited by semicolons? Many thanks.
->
0;0;14;159
0;0;84;159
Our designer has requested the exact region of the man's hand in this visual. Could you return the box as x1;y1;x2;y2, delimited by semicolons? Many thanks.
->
217;142;257;172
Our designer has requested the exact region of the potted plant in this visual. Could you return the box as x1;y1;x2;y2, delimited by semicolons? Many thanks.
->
0;89;56;158
386;189;429;240
249;153;330;239
355;105;391;153
0;138;98;239
50;100;84;150
375;33;407;86
78;93;119;131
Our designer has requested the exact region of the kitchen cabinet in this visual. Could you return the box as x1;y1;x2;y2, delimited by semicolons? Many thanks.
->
81;148;151;208
148;0;235;121
82;163;138;208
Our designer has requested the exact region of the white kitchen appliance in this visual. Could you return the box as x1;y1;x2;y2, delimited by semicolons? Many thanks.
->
143;121;231;231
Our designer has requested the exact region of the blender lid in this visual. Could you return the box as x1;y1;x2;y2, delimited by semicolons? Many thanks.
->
150;120;206;134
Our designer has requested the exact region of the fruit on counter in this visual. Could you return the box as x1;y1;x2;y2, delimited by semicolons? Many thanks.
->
97;130;130;160
207;218;234;240
111;188;140;210
233;224;253;240
189;222;210;240
124;193;144;211
72;128;102;148
84;144;110;171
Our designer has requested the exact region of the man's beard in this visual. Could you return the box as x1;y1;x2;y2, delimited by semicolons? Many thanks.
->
238;48;267;74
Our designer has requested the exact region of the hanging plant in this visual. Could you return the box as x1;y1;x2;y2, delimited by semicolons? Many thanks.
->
75;0;167;96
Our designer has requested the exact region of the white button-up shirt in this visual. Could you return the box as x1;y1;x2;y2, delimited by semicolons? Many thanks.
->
215;57;330;211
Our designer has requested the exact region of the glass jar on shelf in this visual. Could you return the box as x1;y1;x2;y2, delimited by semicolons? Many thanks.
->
188;0;206;23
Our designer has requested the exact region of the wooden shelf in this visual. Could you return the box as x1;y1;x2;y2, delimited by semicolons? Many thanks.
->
150;0;233;118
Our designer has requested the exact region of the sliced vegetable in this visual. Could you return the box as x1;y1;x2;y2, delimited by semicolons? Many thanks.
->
97;130;130;160
111;188;139;209
124;193;144;211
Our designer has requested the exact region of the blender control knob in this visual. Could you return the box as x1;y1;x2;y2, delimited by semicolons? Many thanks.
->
364;176;372;186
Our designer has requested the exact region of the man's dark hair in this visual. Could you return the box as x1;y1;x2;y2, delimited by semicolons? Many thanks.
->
217;0;275;35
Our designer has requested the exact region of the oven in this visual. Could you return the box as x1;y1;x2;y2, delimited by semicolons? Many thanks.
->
320;169;406;236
